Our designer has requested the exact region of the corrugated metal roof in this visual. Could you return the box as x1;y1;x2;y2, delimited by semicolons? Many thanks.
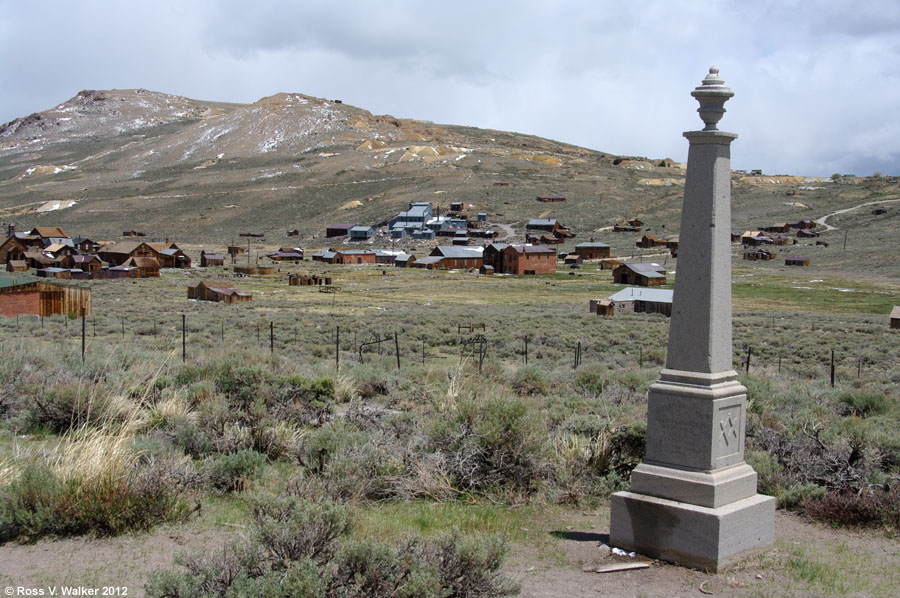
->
527;218;557;227
891;305;900;319
609;287;673;303
575;243;610;248
622;262;665;273
413;256;443;265
432;246;483;258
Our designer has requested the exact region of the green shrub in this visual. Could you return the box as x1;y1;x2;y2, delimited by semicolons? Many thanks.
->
146;494;517;598
510;365;550;396
251;492;352;566
837;391;890;418
29;383;115;433
0;465;65;541
429;396;546;495
573;367;605;397
205;449;267;492
0;461;193;542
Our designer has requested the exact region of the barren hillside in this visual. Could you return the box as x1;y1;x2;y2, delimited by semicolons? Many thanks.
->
0;88;897;279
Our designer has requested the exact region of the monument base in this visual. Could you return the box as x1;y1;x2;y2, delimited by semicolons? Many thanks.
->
609;490;775;572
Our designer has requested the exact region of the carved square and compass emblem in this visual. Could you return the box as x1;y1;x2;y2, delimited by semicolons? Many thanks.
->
717;405;741;452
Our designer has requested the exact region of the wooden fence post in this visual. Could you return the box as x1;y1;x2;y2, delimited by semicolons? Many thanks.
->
81;306;86;365
182;314;186;363
830;349;835;387
394;332;400;370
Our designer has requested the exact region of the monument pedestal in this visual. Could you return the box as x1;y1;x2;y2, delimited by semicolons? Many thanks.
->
609;369;775;571
610;491;774;572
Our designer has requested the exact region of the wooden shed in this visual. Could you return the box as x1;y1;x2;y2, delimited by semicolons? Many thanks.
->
612;263;667;286
6;260;27;273
785;256;810;267
200;250;225;267
0;277;91;317
607;287;673;317
122;256;161;277
233;265;275;275
890;305;900;330
743;249;776;261
187;281;252;304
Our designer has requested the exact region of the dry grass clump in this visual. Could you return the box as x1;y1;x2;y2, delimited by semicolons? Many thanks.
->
0;420;195;541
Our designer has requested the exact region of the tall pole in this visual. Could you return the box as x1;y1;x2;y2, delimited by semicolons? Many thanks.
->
182;314;186;363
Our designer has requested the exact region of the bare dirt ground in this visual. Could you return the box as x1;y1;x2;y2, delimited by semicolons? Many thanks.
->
1;509;897;597
504;510;899;598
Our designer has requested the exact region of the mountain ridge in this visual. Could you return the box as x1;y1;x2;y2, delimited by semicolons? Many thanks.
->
1;87;894;285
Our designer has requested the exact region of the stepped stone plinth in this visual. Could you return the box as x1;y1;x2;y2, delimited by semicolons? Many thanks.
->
608;67;775;572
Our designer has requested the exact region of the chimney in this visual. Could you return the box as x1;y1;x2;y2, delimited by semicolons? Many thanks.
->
7;224;14;237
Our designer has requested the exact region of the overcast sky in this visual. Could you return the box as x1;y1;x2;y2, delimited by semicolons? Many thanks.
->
1;0;898;176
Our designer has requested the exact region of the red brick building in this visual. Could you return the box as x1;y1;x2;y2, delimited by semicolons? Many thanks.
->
499;245;556;275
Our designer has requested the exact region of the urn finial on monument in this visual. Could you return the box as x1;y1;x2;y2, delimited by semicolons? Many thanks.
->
691;66;734;131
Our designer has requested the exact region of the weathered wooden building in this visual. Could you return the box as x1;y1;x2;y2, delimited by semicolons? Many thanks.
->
267;249;304;262
0;236;28;263
200;250;225;267
122;256;161;277
187;281;252;304
743;249;776;261
785;256;810;267
326;223;355;238
62;254;103;273
612;263;667;286
5;260;27;273
573;242;611;260
0;276;91;317
412;246;484;270
233;265;275;275
891;305;900;330
605;287;673;317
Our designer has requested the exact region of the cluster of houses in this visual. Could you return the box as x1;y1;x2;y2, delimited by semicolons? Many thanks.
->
635;234;679;256
739;219;820;266
310;243;559;275
326;201;496;245
524;218;575;245
0;226;191;280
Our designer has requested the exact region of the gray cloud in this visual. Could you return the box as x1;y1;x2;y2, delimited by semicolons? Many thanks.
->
0;0;898;176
